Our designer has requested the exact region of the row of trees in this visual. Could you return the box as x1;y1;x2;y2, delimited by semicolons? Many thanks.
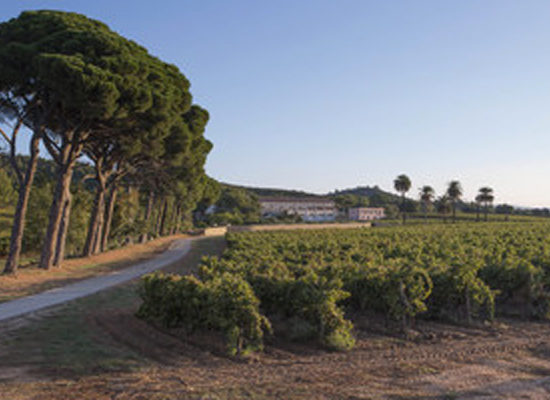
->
0;11;216;274
394;174;495;223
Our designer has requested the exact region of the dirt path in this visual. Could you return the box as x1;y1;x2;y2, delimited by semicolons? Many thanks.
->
0;239;191;322
0;234;193;303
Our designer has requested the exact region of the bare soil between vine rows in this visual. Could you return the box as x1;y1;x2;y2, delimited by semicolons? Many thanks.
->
3;311;550;399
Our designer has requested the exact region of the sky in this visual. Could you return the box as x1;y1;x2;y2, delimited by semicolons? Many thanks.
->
2;1;550;207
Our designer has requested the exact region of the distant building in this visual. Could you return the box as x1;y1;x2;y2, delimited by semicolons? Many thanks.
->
259;197;337;222
348;207;385;221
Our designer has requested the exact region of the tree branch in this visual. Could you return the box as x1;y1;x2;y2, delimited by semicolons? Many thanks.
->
42;134;62;164
10;119;24;184
0;126;12;146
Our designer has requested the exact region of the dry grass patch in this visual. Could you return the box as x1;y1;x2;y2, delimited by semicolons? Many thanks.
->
0;237;226;384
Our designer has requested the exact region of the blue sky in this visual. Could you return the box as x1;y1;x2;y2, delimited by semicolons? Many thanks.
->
2;1;550;207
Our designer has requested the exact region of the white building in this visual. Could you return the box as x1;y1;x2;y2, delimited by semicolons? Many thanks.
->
348;207;385;221
259;197;337;222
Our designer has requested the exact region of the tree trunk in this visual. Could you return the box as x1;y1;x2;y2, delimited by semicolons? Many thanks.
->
452;203;457;223
424;202;428;223
53;190;72;267
169;203;180;235
154;197;164;236
39;137;79;270
100;183;118;252
175;204;183;234
484;204;489;222
140;191;154;243
398;281;411;332
476;205;480;222
169;204;176;235
83;169;106;257
3;133;41;274
159;198;169;236
92;195;105;255
401;194;406;225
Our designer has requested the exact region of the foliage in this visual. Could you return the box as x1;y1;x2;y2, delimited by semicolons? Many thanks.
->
23;182;53;252
0;169;15;208
208;186;260;225
0;236;9;256
110;187;143;245
394;175;411;197
383;204;400;219
137;272;271;355
495;204;514;214
64;185;93;256
400;199;418;213
332;185;401;207
138;222;550;354
332;193;369;210
0;10;212;270
24;180;92;255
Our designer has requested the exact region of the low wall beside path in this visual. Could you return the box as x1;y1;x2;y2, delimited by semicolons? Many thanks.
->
228;222;371;233
196;222;371;237
202;226;228;236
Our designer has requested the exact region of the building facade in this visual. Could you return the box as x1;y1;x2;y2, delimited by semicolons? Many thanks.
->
348;207;385;221
259;197;337;222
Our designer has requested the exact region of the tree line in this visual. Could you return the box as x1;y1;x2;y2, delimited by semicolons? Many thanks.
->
0;10;217;274
394;174;498;223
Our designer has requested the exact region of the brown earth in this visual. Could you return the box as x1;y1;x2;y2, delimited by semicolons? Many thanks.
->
3;311;550;399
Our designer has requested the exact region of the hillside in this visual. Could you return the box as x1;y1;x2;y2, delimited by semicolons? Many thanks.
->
223;183;404;206
222;183;325;199
331;185;403;205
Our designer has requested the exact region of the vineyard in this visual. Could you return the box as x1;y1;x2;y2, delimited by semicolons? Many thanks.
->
138;222;550;354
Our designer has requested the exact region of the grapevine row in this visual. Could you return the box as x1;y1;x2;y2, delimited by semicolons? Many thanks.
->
138;222;550;354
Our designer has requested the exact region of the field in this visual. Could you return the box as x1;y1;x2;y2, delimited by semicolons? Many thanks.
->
139;222;550;354
379;211;544;225
4;225;550;399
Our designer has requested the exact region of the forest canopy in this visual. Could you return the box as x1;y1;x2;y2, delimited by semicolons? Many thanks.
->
0;10;214;273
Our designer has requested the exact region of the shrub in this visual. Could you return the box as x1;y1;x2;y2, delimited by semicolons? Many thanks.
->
249;271;355;350
429;264;495;322
343;263;432;329
137;272;271;355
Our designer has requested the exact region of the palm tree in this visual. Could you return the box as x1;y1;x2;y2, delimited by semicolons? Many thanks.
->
477;187;494;222
446;180;462;223
394;174;411;224
419;186;435;222
475;194;483;222
436;195;451;223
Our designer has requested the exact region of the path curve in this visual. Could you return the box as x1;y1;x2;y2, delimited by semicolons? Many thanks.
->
0;238;191;322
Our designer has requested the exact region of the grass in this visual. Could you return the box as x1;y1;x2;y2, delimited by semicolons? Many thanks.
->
0;236;226;379
0;284;143;378
9;291;142;375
